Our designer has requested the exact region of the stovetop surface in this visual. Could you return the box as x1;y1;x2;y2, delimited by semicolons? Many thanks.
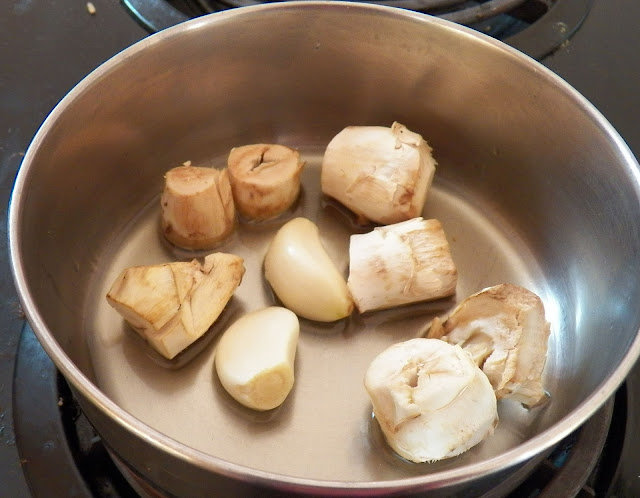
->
2;0;640;496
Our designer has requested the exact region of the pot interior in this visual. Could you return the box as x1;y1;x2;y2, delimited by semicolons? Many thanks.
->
11;1;640;488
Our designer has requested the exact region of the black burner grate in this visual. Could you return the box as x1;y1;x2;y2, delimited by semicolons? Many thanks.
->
178;0;531;22
122;0;593;59
13;325;624;498
53;373;625;497
169;0;543;31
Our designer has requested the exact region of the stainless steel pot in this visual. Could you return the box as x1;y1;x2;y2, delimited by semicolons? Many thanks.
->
9;2;640;495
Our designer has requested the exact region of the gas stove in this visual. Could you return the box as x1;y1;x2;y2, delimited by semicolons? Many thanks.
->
2;1;640;496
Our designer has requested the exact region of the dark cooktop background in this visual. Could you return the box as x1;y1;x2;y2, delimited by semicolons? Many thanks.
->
2;0;640;496
1;2;146;495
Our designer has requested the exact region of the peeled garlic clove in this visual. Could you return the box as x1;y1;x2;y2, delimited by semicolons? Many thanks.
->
227;144;305;221
426;283;551;406
106;253;245;360
365;338;498;463
321;122;436;225
347;217;457;313
215;306;299;411
161;165;236;250
264;217;354;322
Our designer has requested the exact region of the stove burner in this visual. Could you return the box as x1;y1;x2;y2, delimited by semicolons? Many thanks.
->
121;0;593;58
12;326;137;498
181;0;530;22
13;325;624;497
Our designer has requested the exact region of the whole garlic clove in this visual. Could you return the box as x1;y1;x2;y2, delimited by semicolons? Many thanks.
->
215;306;299;411
426;283;551;406
347;217;457;313
161;165;236;250
264;217;354;322
227;144;305;221
321;122;436;225
365;338;498;463
106;253;245;360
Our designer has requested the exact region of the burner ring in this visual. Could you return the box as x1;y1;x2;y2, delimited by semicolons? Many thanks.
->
13;324;621;497
121;0;592;59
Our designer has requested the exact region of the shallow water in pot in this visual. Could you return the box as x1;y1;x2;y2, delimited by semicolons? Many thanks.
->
84;147;558;481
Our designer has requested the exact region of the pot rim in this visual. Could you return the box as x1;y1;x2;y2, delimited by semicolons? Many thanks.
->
9;1;640;493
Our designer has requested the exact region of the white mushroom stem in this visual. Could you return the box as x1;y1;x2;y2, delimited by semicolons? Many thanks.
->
365;338;498;463
347;217;457;313
264;217;354;322
106;253;245;360
161;165;236;250
215;307;299;411
321;122;436;225
227;144;305;221
426;283;551;406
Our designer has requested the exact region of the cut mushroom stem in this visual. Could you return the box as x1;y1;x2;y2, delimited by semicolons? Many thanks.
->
426;283;551;407
321;122;436;225
227;143;305;221
365;338;498;463
161;165;236;250
347;217;457;313
106;253;245;360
